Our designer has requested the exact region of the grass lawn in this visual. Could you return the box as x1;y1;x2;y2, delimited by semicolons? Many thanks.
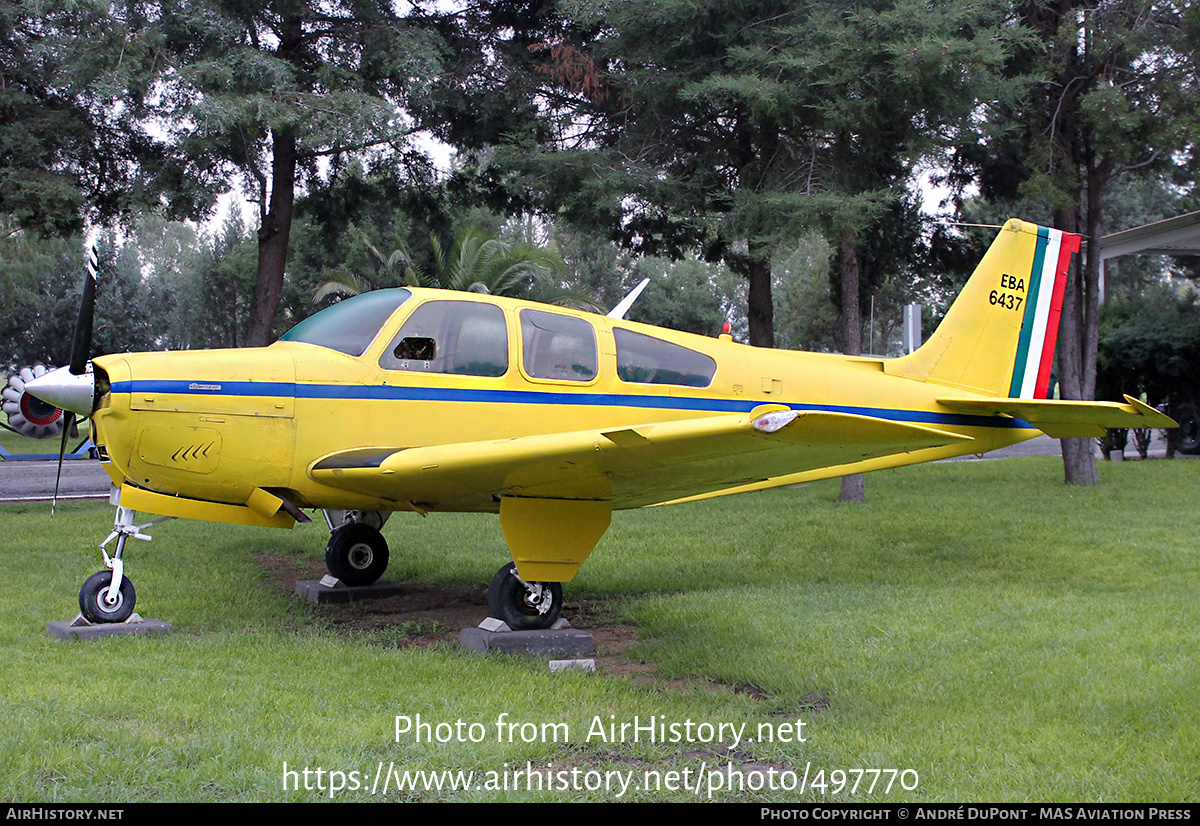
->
1;456;1196;801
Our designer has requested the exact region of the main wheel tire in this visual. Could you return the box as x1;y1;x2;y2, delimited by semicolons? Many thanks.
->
79;570;136;624
487;563;563;631
325;523;389;586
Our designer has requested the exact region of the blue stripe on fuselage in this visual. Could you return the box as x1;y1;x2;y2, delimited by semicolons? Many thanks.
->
108;379;1036;430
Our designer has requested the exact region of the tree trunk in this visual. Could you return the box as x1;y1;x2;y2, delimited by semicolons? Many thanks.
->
1082;158;1109;402
746;243;774;348
839;472;865;503
1053;205;1098;485
245;16;303;349
838;232;865;503
838;232;862;356
245;126;297;348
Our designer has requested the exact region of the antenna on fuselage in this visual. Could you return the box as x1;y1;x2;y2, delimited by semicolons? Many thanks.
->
606;278;651;320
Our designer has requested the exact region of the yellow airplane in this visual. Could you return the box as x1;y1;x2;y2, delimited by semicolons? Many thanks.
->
28;218;1173;629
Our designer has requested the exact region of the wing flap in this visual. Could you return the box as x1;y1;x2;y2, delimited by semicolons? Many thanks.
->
309;407;972;509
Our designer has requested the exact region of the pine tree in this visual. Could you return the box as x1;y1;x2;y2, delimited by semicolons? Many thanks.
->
484;0;1012;354
965;0;1192;484
140;0;444;345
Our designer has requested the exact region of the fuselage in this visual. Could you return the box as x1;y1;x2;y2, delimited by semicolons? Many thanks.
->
88;287;1039;521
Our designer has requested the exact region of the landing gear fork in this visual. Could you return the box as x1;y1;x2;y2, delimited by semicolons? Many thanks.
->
78;494;171;623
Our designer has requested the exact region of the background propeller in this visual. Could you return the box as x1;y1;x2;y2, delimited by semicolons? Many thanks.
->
52;246;99;514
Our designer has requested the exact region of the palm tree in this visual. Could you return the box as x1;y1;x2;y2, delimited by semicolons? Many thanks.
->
312;228;420;304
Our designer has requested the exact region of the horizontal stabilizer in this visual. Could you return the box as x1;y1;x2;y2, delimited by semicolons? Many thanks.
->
936;395;1176;438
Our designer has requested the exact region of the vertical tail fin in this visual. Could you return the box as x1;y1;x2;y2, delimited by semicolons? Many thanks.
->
886;219;1081;398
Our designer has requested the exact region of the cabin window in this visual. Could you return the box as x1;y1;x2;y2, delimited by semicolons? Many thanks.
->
614;328;717;388
379;300;508;377
279;289;412;356
520;310;598;382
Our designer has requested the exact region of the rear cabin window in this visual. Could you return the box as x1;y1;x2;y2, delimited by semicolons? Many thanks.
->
379;300;508;377
520;310;598;382
614;328;717;388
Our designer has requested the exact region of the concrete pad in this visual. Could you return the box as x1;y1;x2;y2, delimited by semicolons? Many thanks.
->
46;613;173;641
459;619;595;658
295;577;407;605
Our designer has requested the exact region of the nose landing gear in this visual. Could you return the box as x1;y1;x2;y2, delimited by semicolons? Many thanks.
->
79;570;136;624
76;502;171;624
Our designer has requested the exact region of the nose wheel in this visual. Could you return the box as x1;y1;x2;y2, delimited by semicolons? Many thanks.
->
79;570;136;624
325;522;390;586
487;563;563;630
75;500;167;623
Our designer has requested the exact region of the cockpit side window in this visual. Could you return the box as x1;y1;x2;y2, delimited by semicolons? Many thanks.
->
614;328;717;388
380;300;508;377
520;310;598;382
279;289;411;356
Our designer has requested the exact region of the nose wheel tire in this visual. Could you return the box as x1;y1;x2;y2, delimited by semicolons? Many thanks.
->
79;571;136;624
325;523;390;586
487;563;563;631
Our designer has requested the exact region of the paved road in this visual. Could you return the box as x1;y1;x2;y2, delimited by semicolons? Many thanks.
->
944;431;1184;461
0;459;112;502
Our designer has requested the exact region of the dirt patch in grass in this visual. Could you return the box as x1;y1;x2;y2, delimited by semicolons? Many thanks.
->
254;552;826;713
256;552;327;590
255;553;657;670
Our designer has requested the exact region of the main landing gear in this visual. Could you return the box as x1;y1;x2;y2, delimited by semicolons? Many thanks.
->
322;510;391;586
321;511;565;630
487;563;563;631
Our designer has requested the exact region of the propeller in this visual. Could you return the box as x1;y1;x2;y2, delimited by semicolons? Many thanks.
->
50;246;100;514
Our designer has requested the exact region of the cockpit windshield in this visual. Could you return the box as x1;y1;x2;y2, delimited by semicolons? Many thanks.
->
278;289;412;356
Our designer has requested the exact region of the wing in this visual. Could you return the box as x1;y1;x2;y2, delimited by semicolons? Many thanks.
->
308;405;972;511
656;393;1178;510
935;394;1176;438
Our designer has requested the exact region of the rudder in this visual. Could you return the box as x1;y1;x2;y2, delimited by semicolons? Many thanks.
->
885;219;1081;399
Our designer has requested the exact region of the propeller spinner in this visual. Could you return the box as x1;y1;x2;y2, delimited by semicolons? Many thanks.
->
23;365;95;418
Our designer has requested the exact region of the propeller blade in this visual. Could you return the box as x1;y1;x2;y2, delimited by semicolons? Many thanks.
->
52;411;75;516
53;246;98;514
69;246;99;375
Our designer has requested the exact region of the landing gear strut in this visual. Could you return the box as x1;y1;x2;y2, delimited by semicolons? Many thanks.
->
78;502;170;624
487;563;563;631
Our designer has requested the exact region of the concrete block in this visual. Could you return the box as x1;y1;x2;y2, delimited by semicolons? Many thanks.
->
459;620;595;658
295;578;407;604
46;613;173;641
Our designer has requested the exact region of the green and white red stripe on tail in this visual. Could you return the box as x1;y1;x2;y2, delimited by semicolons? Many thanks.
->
1008;226;1081;400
